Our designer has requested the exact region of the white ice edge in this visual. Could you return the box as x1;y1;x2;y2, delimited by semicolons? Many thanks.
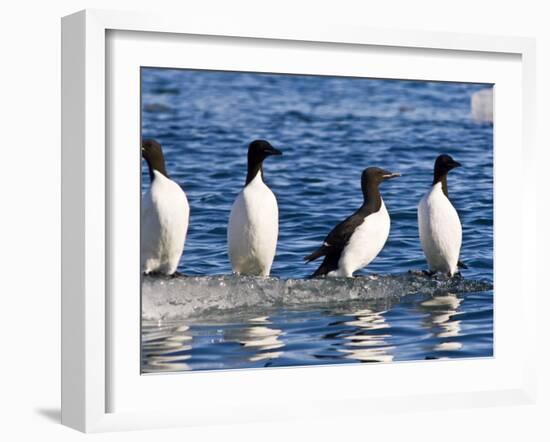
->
142;273;493;321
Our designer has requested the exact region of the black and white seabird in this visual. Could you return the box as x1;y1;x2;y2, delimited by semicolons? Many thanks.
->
141;139;190;276
227;140;283;276
417;154;463;277
305;167;400;277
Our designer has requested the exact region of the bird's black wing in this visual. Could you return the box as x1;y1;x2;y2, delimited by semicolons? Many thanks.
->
304;210;365;267
311;253;342;277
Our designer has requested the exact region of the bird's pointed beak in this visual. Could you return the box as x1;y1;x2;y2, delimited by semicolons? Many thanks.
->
452;160;462;168
383;172;401;180
267;147;282;156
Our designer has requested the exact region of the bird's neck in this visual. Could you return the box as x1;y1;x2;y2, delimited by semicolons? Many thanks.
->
246;159;264;186
433;173;448;197
361;182;382;213
145;158;168;182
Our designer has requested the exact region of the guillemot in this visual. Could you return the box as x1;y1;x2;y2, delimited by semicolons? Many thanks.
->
305;167;400;277
417;154;463;277
141;139;190;276
227;140;282;276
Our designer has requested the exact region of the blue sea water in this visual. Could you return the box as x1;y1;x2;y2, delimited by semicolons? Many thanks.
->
140;68;493;372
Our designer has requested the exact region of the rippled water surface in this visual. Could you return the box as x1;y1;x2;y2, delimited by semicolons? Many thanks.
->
141;68;493;372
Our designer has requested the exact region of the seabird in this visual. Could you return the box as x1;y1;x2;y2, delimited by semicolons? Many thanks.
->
305;167;400;277
140;139;190;276
227;140;282;276
417;154;463;277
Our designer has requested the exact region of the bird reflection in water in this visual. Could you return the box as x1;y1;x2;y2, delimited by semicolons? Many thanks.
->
141;323;193;372
338;309;395;363
239;316;284;363
419;292;463;353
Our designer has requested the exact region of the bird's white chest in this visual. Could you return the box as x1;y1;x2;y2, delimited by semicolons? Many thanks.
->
148;172;187;211
141;172;189;274
417;183;462;274
228;173;279;275
337;201;391;276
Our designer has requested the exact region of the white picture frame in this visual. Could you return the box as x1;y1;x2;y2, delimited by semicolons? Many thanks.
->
61;9;537;433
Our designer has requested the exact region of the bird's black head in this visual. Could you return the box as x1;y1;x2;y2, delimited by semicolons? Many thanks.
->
248;140;282;162
361;167;401;187
435;154;461;174
360;167;400;209
246;140;282;185
433;154;461;185
142;139;168;180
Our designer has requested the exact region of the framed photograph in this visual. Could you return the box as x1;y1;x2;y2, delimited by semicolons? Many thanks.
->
61;9;537;432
